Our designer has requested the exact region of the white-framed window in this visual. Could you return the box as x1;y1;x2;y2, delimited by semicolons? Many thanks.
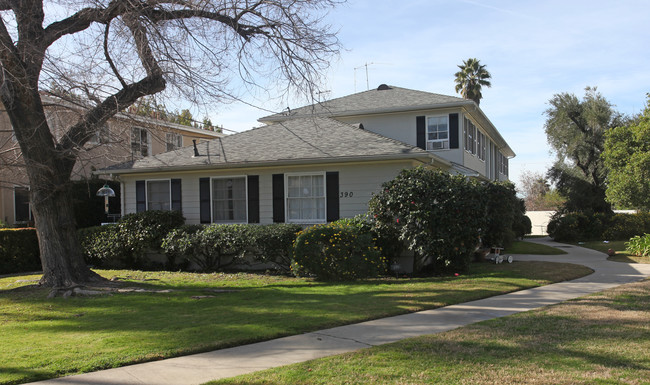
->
498;152;509;176
147;180;171;210
477;131;486;161
286;173;326;223
464;117;477;155
166;132;183;151
13;186;31;223
131;127;151;157
426;115;449;150
88;123;110;145
211;176;247;223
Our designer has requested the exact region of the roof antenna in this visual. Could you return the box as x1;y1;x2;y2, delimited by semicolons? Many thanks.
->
192;139;200;157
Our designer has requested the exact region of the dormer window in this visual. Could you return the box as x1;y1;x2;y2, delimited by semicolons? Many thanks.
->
426;115;449;150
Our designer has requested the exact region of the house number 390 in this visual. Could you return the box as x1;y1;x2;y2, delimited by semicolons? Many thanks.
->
340;191;353;198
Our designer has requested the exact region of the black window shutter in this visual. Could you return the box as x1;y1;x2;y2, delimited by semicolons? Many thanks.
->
247;175;260;223
326;172;339;222
136;180;146;212
416;116;426;149
449;113;459;149
199;177;211;223
171;179;182;212
272;174;285;223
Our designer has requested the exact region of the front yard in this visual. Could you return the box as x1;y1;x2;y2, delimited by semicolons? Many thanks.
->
211;278;650;385
0;261;590;385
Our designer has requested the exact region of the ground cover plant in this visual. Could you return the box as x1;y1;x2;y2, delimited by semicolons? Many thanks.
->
210;278;650;385
0;262;591;384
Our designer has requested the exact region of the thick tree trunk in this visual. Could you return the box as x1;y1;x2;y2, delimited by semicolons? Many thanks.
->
31;178;103;287
2;88;104;288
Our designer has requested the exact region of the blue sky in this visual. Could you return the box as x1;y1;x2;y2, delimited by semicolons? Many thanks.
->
210;0;650;190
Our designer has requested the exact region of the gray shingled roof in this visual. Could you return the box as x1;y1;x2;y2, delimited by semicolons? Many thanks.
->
260;85;473;122
102;117;442;174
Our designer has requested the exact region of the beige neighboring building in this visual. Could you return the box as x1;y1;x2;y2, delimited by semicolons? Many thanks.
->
0;96;224;226
101;85;515;226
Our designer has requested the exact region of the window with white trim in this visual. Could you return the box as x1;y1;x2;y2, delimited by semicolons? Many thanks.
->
464;117;477;155
147;180;170;210
286;173;325;223
166;132;183;151
212;177;247;223
88;123;109;145
498;152;509;176
426;115;449;150
131;127;151;157
477;131;486;161
14;187;30;223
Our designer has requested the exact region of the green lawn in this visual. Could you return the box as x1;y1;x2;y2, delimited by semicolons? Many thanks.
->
569;240;650;263
0;262;592;385
210;278;650;385
506;240;568;255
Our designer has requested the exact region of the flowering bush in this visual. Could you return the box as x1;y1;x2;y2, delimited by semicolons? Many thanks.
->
292;221;387;280
368;167;485;274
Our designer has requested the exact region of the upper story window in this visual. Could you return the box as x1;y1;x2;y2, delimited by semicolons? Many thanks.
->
166;132;183;151
131;127;151;157
286;173;325;223
88;123;109;145
498;152;509;176
464;117;477;155
477;131;486;161
212;177;247;223
147;180;170;210
426;116;449;150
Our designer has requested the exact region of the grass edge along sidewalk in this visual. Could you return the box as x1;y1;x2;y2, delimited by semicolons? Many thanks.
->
210;277;650;385
1;260;588;384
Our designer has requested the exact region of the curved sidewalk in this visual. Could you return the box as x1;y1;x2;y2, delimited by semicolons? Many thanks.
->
28;238;650;385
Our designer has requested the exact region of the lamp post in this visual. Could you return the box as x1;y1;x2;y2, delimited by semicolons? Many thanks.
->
96;184;116;219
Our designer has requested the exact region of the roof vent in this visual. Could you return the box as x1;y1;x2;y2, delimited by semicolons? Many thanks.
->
377;84;391;91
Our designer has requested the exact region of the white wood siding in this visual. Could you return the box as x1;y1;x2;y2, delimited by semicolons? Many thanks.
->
119;160;418;224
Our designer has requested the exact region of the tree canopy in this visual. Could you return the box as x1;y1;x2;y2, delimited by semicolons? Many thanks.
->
453;58;491;106
603;95;650;211
544;87;626;214
0;0;342;288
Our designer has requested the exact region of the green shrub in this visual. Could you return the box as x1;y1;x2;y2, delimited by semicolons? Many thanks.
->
160;224;204;270
292;221;386;280
603;212;650;240
548;212;650;242
482;182;524;248
368;167;485;274
78;210;185;268
0;228;41;274
249;224;302;272
625;234;650;257
162;224;249;272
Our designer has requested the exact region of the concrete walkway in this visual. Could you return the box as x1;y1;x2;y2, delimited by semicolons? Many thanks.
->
27;238;650;385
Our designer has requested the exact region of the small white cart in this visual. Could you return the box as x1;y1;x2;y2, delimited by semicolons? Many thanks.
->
488;247;513;264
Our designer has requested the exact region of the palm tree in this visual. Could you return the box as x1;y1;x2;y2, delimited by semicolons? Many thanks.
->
454;58;492;106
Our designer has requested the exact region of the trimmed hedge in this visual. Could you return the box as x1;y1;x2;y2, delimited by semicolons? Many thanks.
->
547;212;650;242
0;228;41;274
292;220;387;280
78;210;185;268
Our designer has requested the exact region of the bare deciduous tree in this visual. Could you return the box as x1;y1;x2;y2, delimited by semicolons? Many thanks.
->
0;0;342;288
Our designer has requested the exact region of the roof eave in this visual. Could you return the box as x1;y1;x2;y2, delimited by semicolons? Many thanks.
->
97;152;450;176
259;101;475;124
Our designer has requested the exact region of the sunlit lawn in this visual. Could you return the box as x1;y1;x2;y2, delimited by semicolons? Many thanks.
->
568;240;650;264
211;278;650;385
0;262;592;385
